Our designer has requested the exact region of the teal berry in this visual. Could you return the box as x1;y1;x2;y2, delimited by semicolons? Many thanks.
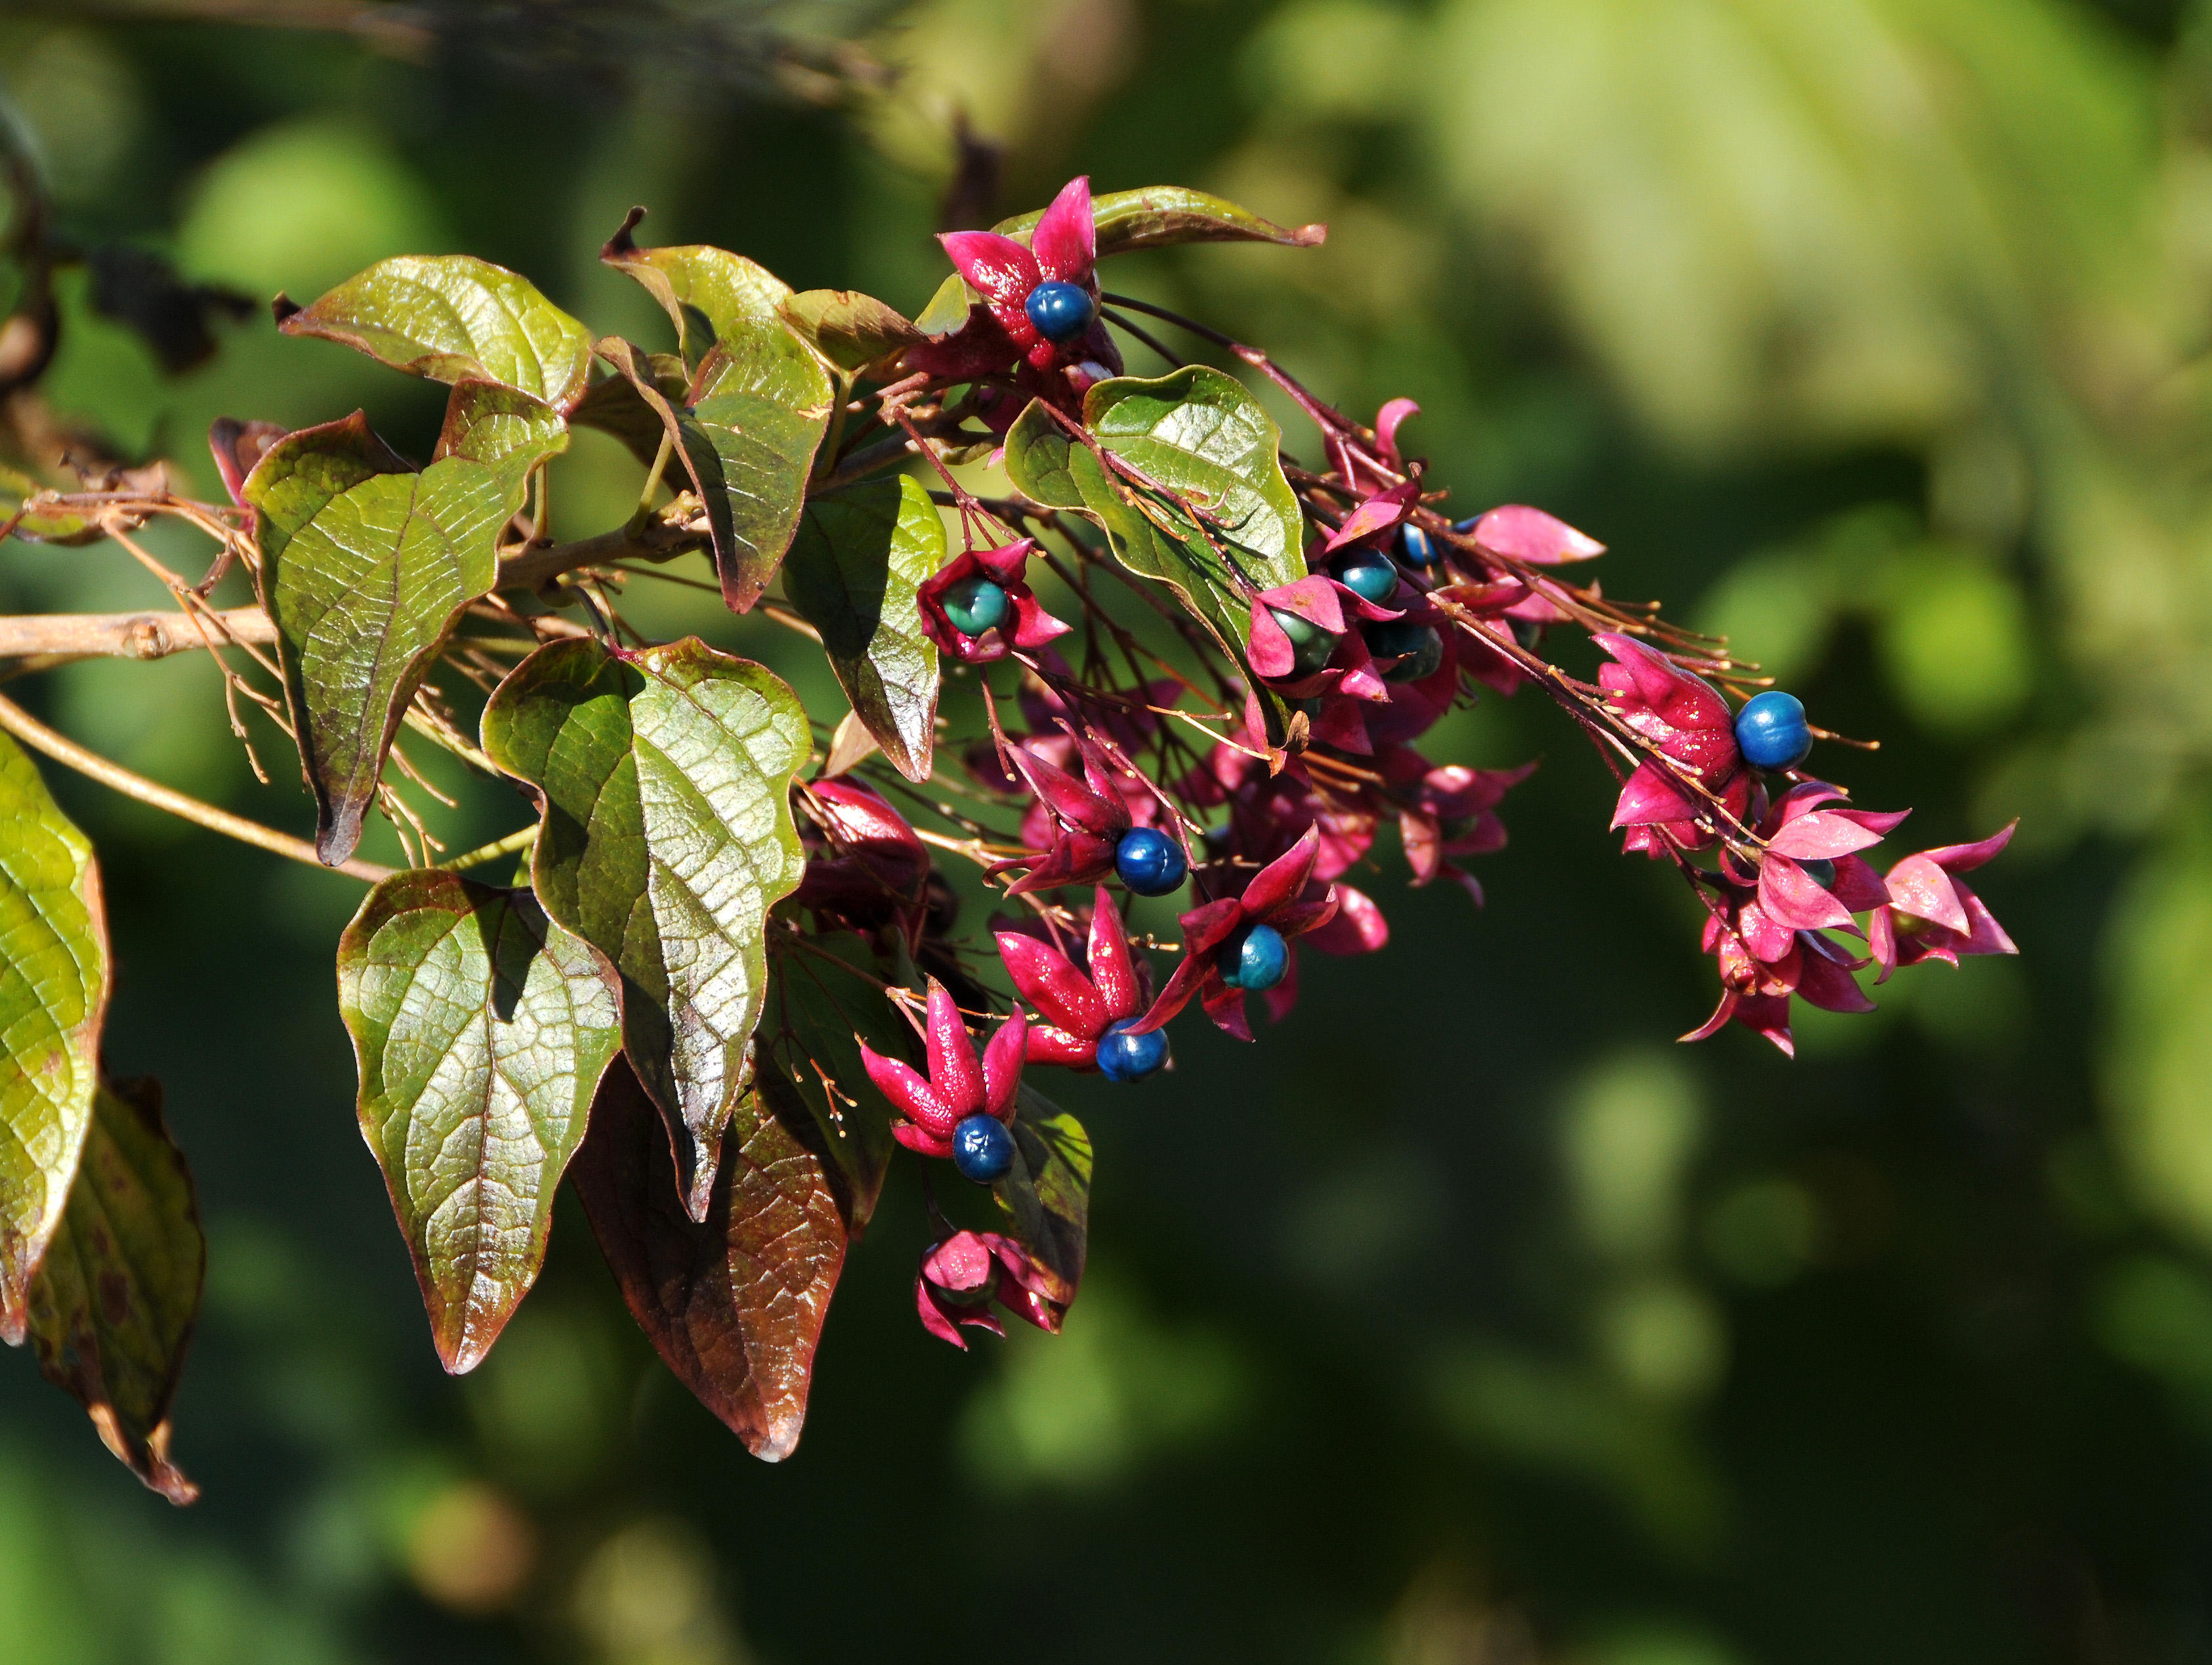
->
1735;690;1813;770
940;574;1011;638
1114;826;1187;896
951;1114;1014;1183
1267;606;1339;675
1024;281;1096;343
1364;619;1444;683
1397;522;1436;566
1218;921;1289;991
1096;1019;1170;1082
1331;547;1399;604
1799;858;1836;889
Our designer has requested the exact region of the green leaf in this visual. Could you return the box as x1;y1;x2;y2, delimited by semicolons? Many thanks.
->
0;464;98;546
569;1055;850;1461
434;378;570;482
780;289;923;374
992;185;1327;257
245;409;567;865
912;272;975;337
600;230;837;612
276;255;596;410
570;350;692;467
480;637;811;1221
0;731;110;1343
993;1084;1091;1303
1004;368;1304;654
337;872;623;1373
25;1078;201;1506
782;474;944;782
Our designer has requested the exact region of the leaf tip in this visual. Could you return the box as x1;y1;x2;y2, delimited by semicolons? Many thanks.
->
1289;222;1327;247
316;806;365;868
603;205;649;263
748;1415;803;1463
270;292;303;328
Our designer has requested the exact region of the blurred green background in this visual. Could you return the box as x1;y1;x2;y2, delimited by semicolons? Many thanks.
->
0;0;2205;1659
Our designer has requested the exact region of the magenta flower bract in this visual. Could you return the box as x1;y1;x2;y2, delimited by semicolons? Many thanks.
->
915;1227;1066;1349
1867;822;2019;979
995;887;1151;1069
1596;631;1751;856
995;725;1178;898
860;978;1027;1160
793;776;931;929
917;537;1070;664
1132;826;1340;1042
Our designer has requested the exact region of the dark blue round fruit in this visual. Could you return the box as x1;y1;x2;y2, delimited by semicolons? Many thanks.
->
1397;522;1436;566
1331;547;1398;604
951;1113;1014;1183
940;574;1010;637
1218;921;1289;991
1798;857;1836;889
1114;826;1187;896
1364;619;1444;683
1451;516;1480;534
1267;606;1339;675
1735;690;1813;770
1024;281;1096;343
1095;1018;1170;1082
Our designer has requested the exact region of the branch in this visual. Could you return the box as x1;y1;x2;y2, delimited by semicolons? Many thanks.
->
0;691;395;882
0;606;276;662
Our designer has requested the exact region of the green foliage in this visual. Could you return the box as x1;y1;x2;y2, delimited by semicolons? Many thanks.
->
993;183;1326;254
480;638;810;1222
24;1079;201;1507
993;1085;1092;1304
782;474;946;780
276;255;596;410
244;408;564;864
336;874;622;1374
0;732;109;1345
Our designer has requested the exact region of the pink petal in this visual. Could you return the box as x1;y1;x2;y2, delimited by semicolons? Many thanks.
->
1322;481;1418;552
1261;948;1301;1025
1611;759;1700;829
1374;398;1420;465
1007;589;1073;648
1867;906;1900;982
938;231;1043;340
972;537;1038;584
1243;825;1322;917
995;931;1106;1038
1010;745;1125;838
1302;885;1387;954
1883;854;1970;935
1258;575;1348;634
1759;856;1855;932
1030;176;1096;284
890;1120;955;1158
1733;994;1796;1056
1680;990;1740;1043
1766;811;1889;860
1087;886;1143;1017
1925;820;2017;875
1469;505;1604;564
1827;854;1890;912
1795;935;1875;1013
981;1009;1028;1118
1595;632;1685;711
917;1280;972;1349
1245;602;1298;679
925;979;985;1116
860;1042;953;1132
1951;881;2018;956
1024;1026;1096;1068
1200;975;1255;1042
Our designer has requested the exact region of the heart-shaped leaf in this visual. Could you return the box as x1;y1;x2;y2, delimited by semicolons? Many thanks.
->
480;637;810;1220
337;872;623;1373
25;1077;201;1505
602;224;835;612
992;184;1327;257
568;1055;850;1462
782;474;944;782
1005;368;1304;654
245;408;567;864
992;1084;1091;1303
0;731;110;1343
277;255;595;410
780;289;923;374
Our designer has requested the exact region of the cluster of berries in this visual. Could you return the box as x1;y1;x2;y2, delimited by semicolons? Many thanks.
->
794;176;2016;1345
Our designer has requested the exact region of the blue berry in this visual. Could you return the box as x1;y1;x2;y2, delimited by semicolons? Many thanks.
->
1096;1018;1170;1082
1364;619;1444;683
1218;921;1289;991
940;574;1010;637
1267;606;1339;675
1735;690;1813;770
1397;522;1436;566
1024;281;1096;343
1331;547;1398;604
1451;516;1480;534
951;1113;1014;1183
1114;826;1186;896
